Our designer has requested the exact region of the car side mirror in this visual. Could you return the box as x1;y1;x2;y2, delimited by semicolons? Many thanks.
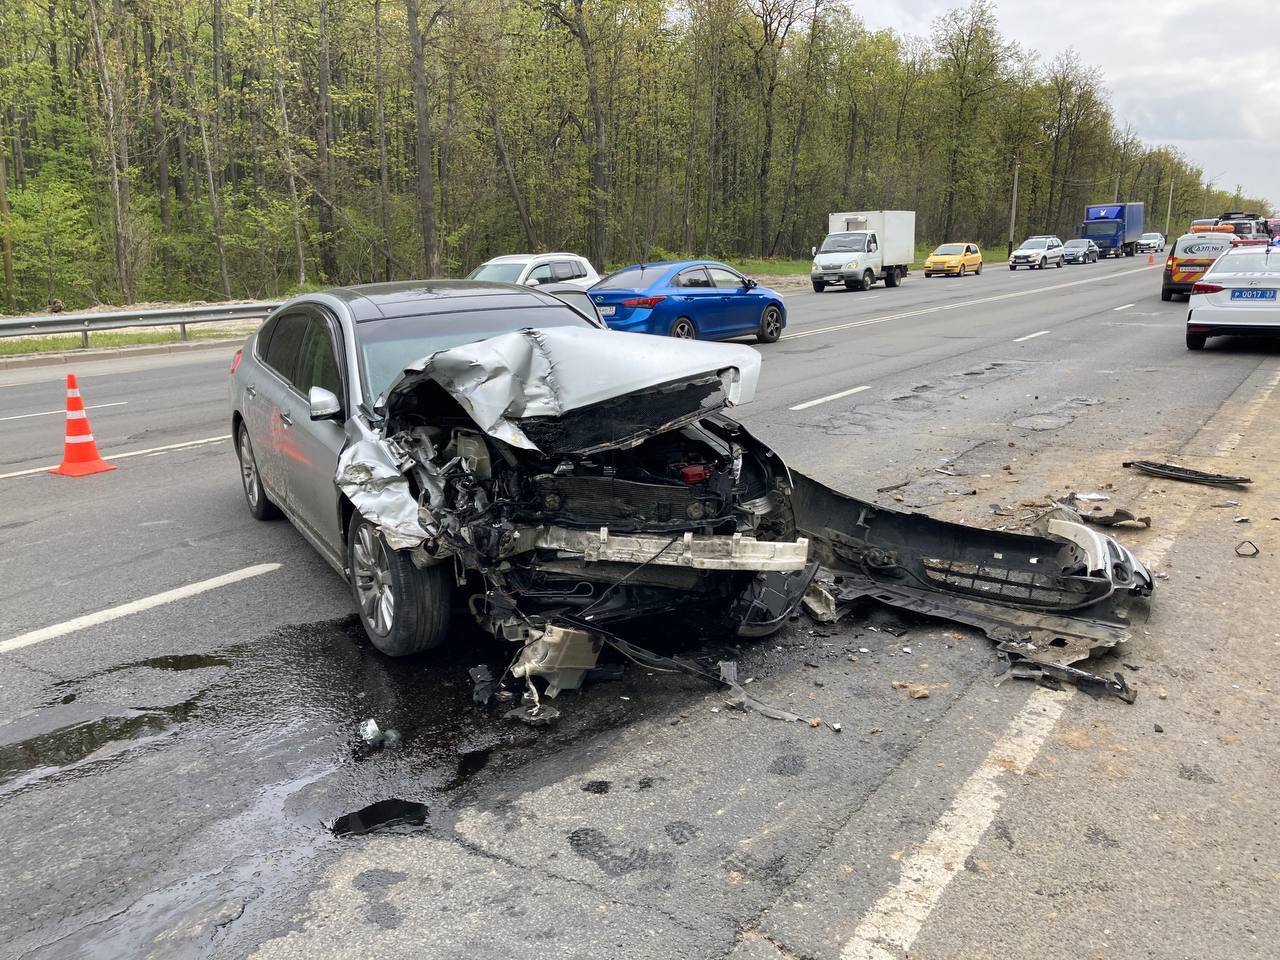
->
309;386;342;421
525;277;542;286
744;277;758;290
811;246;817;257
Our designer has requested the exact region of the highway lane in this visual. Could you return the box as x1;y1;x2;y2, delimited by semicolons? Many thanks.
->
2;258;1279;959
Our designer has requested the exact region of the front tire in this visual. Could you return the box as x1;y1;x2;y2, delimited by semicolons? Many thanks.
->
860;269;875;290
670;317;697;339
1186;333;1206;351
958;264;966;278
347;512;451;656
1038;257;1046;270
237;424;280;521
757;304;783;344
1009;265;1016;271
812;280;825;293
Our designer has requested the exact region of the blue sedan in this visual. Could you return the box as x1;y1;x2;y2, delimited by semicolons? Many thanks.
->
589;261;787;343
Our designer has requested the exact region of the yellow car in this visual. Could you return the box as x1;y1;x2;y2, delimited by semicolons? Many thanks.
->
923;242;983;277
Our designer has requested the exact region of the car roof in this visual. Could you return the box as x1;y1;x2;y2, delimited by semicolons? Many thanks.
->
611;260;736;273
303;280;577;323
483;252;584;264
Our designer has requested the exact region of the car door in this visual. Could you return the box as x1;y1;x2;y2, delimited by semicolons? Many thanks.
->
525;262;555;286
668;266;723;336
866;233;882;276
707;265;755;335
278;310;349;562
253;310;309;506
966;244;981;270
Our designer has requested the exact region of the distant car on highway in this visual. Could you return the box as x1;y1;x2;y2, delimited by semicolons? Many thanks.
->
1062;239;1100;264
1162;231;1236;301
1009;236;1065;270
922;242;982;277
1137;232;1165;253
467;253;600;288
589;261;786;343
1185;246;1280;349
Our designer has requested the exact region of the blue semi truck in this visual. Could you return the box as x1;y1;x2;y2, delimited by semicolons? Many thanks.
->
1079;202;1145;258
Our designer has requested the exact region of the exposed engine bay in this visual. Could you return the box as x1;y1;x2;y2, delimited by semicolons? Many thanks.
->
336;327;1154;704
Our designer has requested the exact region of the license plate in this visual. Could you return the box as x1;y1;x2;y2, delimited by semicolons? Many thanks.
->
826;274;842;281
1230;289;1277;300
598;305;615;316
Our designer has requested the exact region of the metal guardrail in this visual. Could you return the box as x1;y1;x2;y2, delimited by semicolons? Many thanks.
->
0;300;284;348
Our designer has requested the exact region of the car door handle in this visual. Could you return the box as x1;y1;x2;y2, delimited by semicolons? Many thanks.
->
279;410;293;426
245;384;256;398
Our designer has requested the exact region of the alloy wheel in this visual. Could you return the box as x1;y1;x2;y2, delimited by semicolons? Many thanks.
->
672;318;696;339
352;523;396;636
762;307;782;339
238;430;259;510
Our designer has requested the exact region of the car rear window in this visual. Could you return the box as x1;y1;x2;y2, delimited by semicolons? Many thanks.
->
358;305;597;404
1174;235;1233;258
1208;252;1279;274
594;266;669;289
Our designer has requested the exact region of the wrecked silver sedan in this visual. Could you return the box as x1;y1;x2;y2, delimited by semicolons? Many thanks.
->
230;281;1152;697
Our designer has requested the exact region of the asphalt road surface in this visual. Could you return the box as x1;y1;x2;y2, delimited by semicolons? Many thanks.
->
3;258;1278;960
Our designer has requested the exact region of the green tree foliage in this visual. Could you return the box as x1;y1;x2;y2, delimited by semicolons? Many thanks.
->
0;0;1269;311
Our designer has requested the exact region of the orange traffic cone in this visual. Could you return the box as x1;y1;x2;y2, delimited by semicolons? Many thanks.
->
49;373;116;477
1147;253;1155;265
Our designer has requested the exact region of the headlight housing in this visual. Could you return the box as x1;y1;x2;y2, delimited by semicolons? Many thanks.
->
845;260;860;270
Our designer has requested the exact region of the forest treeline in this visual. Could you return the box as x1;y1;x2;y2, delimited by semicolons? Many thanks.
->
0;0;1269;312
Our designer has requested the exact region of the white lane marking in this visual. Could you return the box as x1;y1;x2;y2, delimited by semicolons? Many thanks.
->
789;384;870;411
1011;330;1049;342
0;434;231;481
840;689;1070;960
783;265;1152;342
0;401;127;423
1113;303;1135;311
0;562;282;654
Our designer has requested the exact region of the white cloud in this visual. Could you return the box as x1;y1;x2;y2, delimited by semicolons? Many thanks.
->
853;0;1279;205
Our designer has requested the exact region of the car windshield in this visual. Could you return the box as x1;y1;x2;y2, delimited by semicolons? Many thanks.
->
594;266;670;290
1065;240;1088;249
1141;234;1160;241
933;244;965;255
1018;239;1048;250
819;234;867;253
466;262;526;283
1081;222;1118;238
358;305;596;404
1209;252;1279;274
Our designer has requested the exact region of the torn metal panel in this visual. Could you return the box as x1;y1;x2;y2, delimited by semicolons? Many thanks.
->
1124;459;1251;486
381;327;761;453
997;656;1137;704
336;436;431;550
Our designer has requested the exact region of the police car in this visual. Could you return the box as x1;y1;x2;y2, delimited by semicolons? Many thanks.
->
1186;246;1280;350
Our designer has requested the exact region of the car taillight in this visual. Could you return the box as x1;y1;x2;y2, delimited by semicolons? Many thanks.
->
620;296;666;309
1166;256;1175;269
231;349;242;373
1191;282;1223;294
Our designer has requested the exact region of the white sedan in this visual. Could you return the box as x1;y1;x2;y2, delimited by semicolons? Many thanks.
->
1185;247;1280;349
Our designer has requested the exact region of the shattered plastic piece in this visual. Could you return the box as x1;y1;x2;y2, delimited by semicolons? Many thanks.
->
1123;460;1251;486
511;624;602;698
1074;492;1110;502
999;657;1137;704
1235;540;1260;558
504;702;561;726
358;719;384;745
469;664;498;704
1081;508;1151;529
1234;516;1250;524
331;799;428;837
802;580;840;623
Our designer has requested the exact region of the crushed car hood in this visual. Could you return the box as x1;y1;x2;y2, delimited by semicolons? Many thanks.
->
380;327;762;453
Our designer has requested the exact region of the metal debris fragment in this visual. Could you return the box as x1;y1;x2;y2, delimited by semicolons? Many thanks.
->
997;656;1137;704
1123;460;1251;486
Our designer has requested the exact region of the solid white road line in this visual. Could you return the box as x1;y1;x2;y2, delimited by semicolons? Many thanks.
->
0;401;128;423
840;689;1070;960
1113;302;1135;311
789;384;870;411
782;265;1152;342
0;434;231;481
0;563;282;654
1011;330;1050;342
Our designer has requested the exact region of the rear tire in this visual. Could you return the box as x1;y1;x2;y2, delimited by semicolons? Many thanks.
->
237;424;280;521
1186;333;1206;351
756;304;783;344
1055;257;1063;268
976;262;983;275
347;512;451;656
1161;286;1173;302
885;267;901;288
670;317;697;339
812;280;825;293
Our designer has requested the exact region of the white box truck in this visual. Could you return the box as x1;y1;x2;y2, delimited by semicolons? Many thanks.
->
810;210;916;293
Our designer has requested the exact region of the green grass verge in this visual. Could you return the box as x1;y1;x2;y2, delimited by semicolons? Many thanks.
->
0;326;247;357
734;258;815;276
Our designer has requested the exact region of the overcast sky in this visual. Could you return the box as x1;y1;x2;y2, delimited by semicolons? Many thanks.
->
854;0;1279;208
